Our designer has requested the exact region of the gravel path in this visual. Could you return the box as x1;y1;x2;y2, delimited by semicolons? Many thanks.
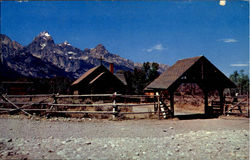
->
0;116;249;159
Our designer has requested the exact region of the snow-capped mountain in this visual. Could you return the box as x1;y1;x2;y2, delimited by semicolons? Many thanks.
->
0;31;168;79
0;33;72;79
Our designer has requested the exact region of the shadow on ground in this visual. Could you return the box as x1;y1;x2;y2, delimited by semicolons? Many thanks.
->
175;113;219;120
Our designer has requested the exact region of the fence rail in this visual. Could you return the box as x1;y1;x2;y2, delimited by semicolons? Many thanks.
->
4;94;160;98
0;93;163;119
2;93;246;118
5;94;54;98
0;101;155;107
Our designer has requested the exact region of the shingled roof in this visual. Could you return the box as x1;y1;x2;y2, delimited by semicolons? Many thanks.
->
72;65;124;86
115;73;127;86
146;56;235;91
71;66;99;85
71;64;127;94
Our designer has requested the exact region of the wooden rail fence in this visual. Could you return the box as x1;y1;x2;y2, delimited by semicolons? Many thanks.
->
1;93;247;118
0;93;166;119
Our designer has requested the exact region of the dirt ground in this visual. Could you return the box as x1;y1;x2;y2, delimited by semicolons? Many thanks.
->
0;115;249;160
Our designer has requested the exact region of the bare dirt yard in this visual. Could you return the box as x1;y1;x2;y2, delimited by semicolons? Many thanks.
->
0;115;249;160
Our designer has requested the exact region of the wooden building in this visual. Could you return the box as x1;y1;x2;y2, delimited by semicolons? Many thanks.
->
71;64;126;94
0;81;33;95
146;56;236;116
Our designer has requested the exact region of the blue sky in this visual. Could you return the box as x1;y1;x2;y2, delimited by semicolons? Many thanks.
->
1;0;249;76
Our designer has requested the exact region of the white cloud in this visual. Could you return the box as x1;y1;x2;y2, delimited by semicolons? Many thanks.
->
230;63;249;67
17;0;29;2
145;44;165;52
219;38;238;43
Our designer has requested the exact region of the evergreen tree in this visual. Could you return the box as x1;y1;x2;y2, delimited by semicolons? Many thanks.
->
229;70;249;95
125;62;160;94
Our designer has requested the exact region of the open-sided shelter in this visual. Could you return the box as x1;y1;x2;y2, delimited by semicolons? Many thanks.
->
71;64;126;94
146;56;236;116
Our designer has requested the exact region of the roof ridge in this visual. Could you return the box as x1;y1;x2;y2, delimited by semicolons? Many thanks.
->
177;55;203;62
71;65;102;85
146;55;235;90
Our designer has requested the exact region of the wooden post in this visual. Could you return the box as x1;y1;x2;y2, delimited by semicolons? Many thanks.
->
201;60;204;80
156;92;160;120
112;100;117;119
50;93;58;110
112;92;118;120
219;89;224;115
248;92;249;117
55;93;58;111
54;95;58;104
153;93;157;114
204;90;209;115
170;91;174;117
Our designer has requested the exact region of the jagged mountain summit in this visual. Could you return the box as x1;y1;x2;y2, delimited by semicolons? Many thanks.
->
1;33;71;79
0;31;169;80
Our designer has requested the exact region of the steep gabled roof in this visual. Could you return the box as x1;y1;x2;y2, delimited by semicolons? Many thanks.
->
71;65;109;86
71;64;126;87
89;72;105;84
115;73;127;86
71;65;105;86
147;56;201;90
146;56;235;91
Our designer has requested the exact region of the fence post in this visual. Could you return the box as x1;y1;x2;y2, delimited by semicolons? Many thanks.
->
247;92;249;117
156;92;160;120
112;92;118;120
50;93;58;110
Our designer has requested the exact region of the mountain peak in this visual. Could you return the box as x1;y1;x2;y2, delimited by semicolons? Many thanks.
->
27;31;55;52
36;31;54;42
39;31;51;38
0;34;12;45
63;41;71;46
94;44;107;54
95;44;105;49
58;41;72;47
0;34;23;50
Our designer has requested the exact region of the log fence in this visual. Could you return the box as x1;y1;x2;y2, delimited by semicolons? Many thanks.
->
1;93;247;118
0;93;166;119
211;98;249;116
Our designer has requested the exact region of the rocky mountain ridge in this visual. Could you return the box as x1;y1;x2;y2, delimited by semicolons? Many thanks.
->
0;31;169;80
